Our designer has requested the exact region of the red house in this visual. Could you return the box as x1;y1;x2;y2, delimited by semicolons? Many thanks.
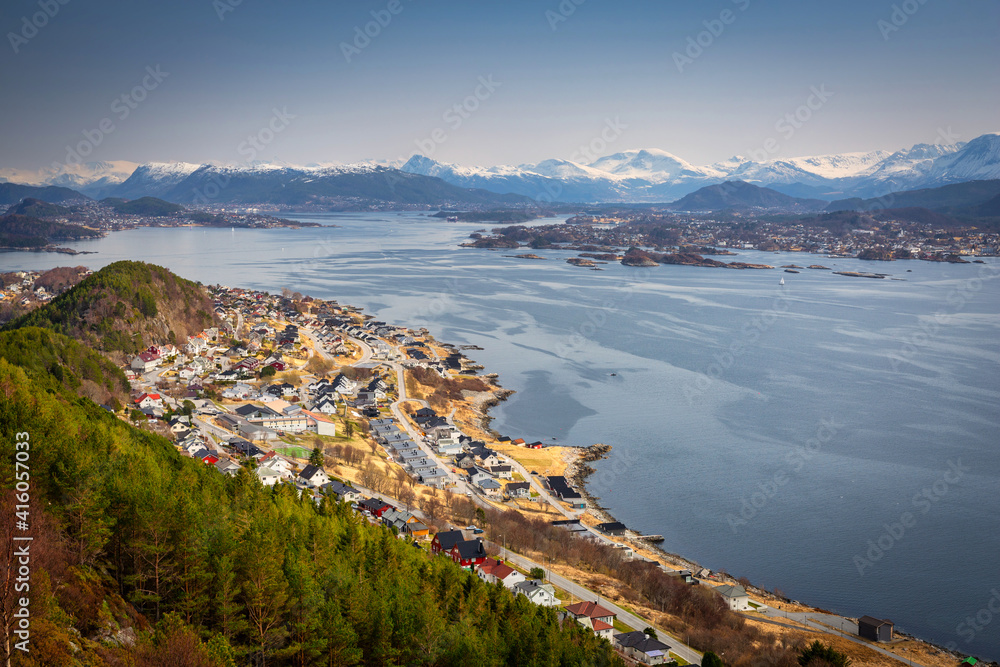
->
431;529;466;556
358;498;392;518
269;361;286;372
448;539;487;569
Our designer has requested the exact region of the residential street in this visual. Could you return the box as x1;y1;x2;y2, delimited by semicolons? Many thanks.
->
502;550;703;665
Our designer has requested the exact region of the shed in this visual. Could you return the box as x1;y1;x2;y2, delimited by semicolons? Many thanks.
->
858;616;894;642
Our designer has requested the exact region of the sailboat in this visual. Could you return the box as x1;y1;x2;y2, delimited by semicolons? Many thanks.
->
779;277;785;286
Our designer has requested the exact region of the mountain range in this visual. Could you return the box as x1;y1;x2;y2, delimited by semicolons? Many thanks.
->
401;133;1000;203
1;132;998;205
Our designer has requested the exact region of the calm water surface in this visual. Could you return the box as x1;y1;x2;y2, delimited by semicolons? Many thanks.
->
3;212;998;659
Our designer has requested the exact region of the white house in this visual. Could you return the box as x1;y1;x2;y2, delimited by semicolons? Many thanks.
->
565;601;617;641
255;466;282;486
298;464;330;488
133;393;163;410
131;351;161;372
514;580;559;607
714;584;752;611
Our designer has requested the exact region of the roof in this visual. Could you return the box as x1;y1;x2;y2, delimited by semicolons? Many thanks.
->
565;601;616;620
858;615;893;628
359;498;390;512
299;464;327;480
597;521;627;534
591;619;613;632
614;631;671;653
715;584;748;599
433;530;466;552
452;539;486;561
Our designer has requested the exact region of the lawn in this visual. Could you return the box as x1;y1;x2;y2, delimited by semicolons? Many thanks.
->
273;445;311;459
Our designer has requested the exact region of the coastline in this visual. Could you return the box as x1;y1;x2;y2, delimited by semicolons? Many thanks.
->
458;338;973;666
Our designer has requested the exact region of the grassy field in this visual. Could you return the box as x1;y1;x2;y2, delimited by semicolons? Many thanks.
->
273;445;311;459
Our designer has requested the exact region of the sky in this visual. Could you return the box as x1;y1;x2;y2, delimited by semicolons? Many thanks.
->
2;0;998;171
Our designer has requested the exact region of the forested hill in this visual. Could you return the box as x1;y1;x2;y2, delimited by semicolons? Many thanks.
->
4;261;218;359
0;353;623;666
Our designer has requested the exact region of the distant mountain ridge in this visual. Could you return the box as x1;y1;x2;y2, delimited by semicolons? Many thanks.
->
3;132;999;205
665;181;827;212
111;162;532;207
401;133;1000;203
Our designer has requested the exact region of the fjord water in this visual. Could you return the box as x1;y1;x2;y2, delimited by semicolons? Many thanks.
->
3;212;998;659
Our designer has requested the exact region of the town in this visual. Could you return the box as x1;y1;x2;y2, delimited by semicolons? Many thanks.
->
467;210;999;263
111;284;939;667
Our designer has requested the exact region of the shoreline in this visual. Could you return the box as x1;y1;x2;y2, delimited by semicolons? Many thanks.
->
459;344;976;666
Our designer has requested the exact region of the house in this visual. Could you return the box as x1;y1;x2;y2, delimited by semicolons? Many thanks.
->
547;476;586;508
404;521;430;540
448;539;487;569
565;601;617;640
469;466;495;486
490;465;513;480
454;452;477;469
298;464;330;488
714;584;752;611
323;480;362;503
596;521;627;536
431;529;466;556
513;580;559;607
477;478;503;496
130;350;161;372
858;616;894;643
133;393;163;410
214;460;242;476
258;451;294;477
665;568;696;585
614;631;672;664
381;508;416;532
358;498;392;518
255;466;282;487
505;482;531;499
312;396;340;415
477;559;526;590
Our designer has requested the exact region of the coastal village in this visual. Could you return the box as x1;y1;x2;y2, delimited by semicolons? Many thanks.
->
111;284;970;667
467;212;999;265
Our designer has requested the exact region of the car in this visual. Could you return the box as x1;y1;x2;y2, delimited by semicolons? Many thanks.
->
465;525;484;534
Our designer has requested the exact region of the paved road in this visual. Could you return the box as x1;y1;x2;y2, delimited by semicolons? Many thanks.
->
494;453;581;521
502;550;702;665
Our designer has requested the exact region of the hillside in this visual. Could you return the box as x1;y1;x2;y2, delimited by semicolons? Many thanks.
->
4;197;72;218
111;163;535;207
5;260;219;358
0;182;88;205
0;213;101;248
826;179;1000;213
666;181;827;212
0;326;129;405
101;196;184;216
0;356;624;666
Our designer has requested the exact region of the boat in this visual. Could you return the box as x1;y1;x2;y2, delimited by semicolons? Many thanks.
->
779;277;785;285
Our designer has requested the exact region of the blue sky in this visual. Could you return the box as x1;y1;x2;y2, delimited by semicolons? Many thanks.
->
2;0;998;169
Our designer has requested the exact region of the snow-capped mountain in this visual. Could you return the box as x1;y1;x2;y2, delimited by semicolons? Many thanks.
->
0;160;138;199
4;133;997;205
112;162;202;199
107;161;529;206
399;133;1000;202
